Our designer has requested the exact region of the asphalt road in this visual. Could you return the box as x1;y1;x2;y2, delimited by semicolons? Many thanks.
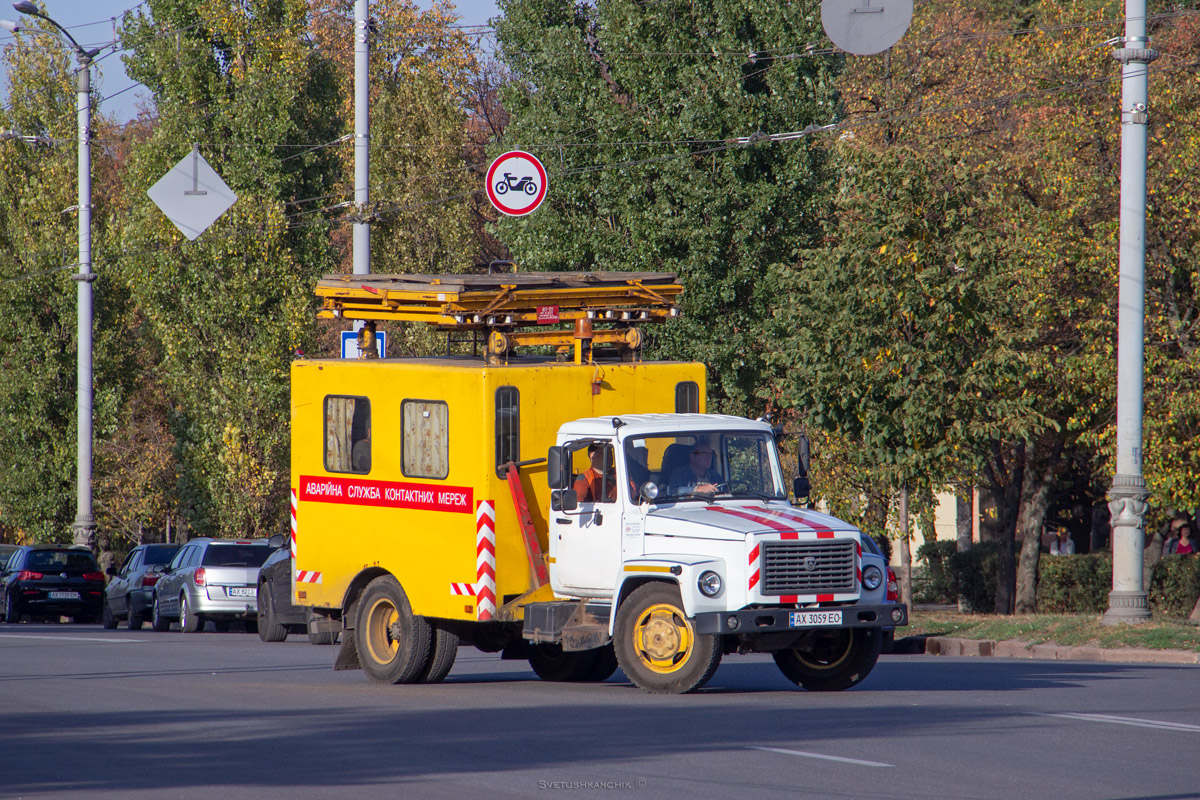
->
1;623;1198;800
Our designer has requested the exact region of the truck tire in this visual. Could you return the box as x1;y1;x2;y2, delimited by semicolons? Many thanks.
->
773;628;883;691
417;628;459;683
355;575;432;684
586;644;619;682
257;584;288;642
528;643;599;682
613;583;721;694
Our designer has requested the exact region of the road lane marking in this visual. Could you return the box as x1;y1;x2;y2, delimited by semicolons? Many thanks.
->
0;634;145;643
1036;713;1200;733
746;746;893;767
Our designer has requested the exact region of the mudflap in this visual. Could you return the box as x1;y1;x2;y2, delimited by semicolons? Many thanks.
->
333;630;362;671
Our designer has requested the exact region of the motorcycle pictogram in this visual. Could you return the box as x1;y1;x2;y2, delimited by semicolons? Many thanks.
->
494;172;539;196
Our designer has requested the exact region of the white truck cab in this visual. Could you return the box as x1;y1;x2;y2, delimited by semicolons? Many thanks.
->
533;413;906;693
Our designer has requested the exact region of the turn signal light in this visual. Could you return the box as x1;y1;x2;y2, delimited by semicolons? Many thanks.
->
886;567;900;603
194;567;207;586
82;571;105;581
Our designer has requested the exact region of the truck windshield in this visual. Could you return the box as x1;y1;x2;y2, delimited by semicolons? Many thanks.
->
624;431;786;502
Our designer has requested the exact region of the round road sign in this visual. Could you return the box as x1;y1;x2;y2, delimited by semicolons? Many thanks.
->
486;151;548;217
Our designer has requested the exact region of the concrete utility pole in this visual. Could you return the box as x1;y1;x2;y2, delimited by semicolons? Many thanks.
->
1103;0;1158;625
8;2;102;549
353;0;370;277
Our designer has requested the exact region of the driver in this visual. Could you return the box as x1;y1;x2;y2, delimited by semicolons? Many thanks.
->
668;439;721;495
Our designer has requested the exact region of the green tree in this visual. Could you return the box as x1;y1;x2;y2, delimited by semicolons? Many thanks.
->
492;0;840;413
117;0;344;537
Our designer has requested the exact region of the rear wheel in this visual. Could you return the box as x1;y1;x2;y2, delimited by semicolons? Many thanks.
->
586;644;620;682
417;628;460;683
613;583;721;694
151;596;171;631
257;584;288;642
773;628;883;691
101;600;117;629
355;575;432;684
179;593;203;633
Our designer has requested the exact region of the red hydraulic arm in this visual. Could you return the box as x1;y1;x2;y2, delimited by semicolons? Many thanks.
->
501;460;549;589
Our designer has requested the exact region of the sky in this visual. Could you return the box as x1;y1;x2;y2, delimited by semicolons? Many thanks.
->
0;0;501;123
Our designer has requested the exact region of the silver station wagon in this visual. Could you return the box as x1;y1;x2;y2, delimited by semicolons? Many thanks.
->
152;539;273;633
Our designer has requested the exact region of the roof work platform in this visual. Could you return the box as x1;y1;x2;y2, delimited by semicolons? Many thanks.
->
315;270;683;365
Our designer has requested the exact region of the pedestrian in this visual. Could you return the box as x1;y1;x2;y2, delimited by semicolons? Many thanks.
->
1049;528;1075;556
1164;523;1196;556
1162;515;1189;557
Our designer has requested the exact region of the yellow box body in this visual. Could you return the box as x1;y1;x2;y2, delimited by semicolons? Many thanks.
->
290;357;705;622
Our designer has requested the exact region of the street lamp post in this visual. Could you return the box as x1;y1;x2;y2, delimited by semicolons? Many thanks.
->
8;3;102;548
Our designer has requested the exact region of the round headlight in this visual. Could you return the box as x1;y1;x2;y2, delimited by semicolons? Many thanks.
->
697;570;723;598
639;481;659;502
862;564;883;591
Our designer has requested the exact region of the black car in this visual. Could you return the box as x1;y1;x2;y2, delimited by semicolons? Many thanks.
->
1;546;106;624
102;543;181;630
256;541;337;645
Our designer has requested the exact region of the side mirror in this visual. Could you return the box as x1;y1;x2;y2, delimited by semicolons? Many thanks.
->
797;434;811;478
551;489;578;512
106;566;119;577
547;446;572;490
793;476;811;501
268;533;285;549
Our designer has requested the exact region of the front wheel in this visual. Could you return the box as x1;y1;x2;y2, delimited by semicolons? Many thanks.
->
355;575;432;684
151;596;172;631
257;584;288;642
773;628;883;691
613;583;721;694
101;600;117;629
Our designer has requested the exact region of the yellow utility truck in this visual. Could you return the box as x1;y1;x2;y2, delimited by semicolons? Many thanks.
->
289;270;906;693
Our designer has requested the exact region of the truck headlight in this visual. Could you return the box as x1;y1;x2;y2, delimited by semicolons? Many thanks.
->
697;570;723;598
862;565;883;591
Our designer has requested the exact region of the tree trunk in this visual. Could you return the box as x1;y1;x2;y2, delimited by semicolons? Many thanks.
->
956;487;973;613
987;442;1025;615
1015;473;1050;615
898;486;913;610
1143;531;1162;591
1189;591;1200;624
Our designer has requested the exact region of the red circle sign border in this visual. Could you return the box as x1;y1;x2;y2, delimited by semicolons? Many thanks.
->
486;151;548;217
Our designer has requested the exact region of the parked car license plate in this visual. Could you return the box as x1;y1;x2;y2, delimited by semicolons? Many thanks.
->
49;591;81;600
227;587;255;597
789;610;842;627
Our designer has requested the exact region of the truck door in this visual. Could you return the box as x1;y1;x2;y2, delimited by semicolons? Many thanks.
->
552;442;623;597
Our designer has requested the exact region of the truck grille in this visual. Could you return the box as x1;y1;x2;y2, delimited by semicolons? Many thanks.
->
761;540;856;595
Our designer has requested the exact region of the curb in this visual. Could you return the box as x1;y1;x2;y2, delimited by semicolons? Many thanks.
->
895;635;1200;665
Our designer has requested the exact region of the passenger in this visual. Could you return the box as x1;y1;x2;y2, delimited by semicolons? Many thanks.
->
573;443;617;503
668;440;722;495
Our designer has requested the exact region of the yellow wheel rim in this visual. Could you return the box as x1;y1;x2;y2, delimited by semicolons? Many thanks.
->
364;596;399;665
632;602;695;674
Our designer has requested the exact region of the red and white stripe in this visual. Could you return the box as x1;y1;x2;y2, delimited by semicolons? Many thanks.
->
290;489;298;559
476;500;496;620
730;505;860;603
296;570;323;584
450;583;477;596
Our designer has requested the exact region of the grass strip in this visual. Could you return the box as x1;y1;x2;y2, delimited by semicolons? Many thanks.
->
901;611;1200;652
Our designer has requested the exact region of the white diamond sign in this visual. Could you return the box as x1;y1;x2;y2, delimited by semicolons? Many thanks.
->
147;146;238;241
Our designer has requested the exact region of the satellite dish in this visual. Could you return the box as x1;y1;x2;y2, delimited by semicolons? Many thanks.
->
821;0;913;56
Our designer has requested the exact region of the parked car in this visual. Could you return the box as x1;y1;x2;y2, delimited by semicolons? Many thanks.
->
255;540;338;645
1;545;106;623
102;543;181;630
151;539;273;633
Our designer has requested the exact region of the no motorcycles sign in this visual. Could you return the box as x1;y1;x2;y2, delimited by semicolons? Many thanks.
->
486;151;548;217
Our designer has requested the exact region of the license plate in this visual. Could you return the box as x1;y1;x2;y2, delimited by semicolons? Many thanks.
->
789;610;842;627
227;587;255;597
49;591;80;600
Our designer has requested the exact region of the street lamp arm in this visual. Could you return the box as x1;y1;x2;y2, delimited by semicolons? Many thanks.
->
11;3;100;63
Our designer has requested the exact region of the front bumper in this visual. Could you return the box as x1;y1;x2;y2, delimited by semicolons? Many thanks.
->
693;602;907;635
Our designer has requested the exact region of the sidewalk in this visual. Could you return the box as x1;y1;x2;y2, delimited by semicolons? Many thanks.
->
894;635;1200;665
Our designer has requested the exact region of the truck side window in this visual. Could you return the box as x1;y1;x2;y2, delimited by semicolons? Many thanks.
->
402;399;449;479
675;381;699;413
324;395;372;474
495;386;519;478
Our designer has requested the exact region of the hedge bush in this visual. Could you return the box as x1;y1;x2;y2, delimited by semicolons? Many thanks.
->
1035;553;1112;614
948;542;1001;613
1149;556;1200;619
916;540;958;604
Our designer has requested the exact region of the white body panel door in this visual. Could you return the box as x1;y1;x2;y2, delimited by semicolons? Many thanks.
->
552;504;623;598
